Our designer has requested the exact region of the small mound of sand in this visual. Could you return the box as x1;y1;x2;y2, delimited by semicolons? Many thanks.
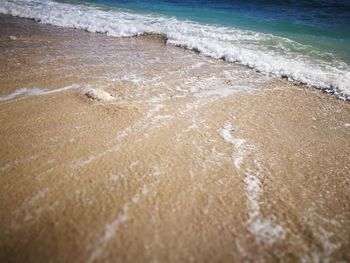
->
84;87;115;101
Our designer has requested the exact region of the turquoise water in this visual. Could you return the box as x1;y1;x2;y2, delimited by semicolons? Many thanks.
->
69;0;350;63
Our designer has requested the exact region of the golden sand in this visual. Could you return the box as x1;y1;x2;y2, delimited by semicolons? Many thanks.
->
0;15;349;262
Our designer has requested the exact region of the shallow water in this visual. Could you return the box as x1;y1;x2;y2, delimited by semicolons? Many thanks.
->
1;0;350;99
0;15;350;263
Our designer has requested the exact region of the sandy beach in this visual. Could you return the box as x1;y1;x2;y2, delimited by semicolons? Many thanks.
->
0;15;350;262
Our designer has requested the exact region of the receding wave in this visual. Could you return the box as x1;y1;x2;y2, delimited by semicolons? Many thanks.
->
1;0;349;100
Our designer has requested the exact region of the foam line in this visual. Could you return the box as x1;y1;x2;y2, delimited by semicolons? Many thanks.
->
0;0;349;99
0;84;79;101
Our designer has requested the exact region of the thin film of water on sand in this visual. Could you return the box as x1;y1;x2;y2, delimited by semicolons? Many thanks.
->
0;16;350;263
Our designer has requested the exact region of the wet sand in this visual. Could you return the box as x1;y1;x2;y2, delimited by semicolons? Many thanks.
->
0;15;349;262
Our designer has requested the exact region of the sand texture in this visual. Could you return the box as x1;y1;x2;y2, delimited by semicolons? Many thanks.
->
0;15;350;263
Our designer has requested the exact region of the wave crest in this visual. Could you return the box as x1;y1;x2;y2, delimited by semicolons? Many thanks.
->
1;0;349;99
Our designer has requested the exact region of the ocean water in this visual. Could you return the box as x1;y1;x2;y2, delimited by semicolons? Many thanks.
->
1;0;350;99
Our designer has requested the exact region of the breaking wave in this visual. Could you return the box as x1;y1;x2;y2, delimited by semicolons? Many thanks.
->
1;0;349;99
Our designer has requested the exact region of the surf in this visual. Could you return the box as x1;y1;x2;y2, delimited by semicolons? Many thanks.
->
1;0;349;100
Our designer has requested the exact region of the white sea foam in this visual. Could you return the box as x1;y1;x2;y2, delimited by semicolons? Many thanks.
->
244;171;286;244
219;123;246;170
0;84;79;101
87;204;129;263
1;0;349;99
0;85;115;103
87;184;151;263
219;122;285;244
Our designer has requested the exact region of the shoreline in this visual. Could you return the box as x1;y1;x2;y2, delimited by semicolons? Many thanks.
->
2;16;348;102
1;0;349;99
4;14;350;101
8;14;350;101
1;15;350;263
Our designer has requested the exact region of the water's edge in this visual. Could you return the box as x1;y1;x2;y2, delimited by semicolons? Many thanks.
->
1;0;349;100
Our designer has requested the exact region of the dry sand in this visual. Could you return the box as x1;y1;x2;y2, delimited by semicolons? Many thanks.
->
0;15;349;262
